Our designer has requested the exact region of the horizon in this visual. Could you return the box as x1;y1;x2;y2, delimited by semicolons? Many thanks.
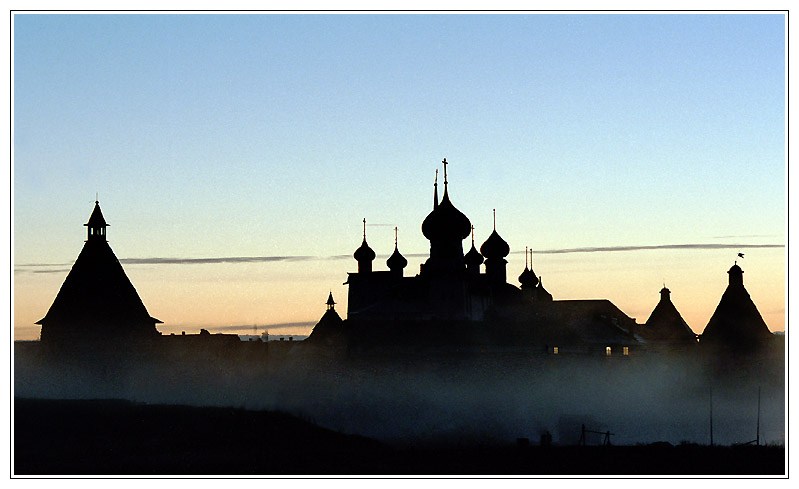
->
13;13;786;341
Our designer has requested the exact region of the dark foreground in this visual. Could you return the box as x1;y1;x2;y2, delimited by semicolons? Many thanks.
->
14;398;784;476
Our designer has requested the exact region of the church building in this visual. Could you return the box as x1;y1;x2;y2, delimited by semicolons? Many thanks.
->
313;159;640;355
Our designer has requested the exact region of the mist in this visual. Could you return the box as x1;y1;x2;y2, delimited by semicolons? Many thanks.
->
14;344;784;448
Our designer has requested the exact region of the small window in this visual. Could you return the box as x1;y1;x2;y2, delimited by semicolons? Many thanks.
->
606;346;612;356
553;346;558;355
623;346;629;356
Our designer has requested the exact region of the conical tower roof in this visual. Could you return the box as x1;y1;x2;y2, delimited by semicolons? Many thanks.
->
85;200;108;228
701;263;772;351
37;204;161;345
643;287;696;344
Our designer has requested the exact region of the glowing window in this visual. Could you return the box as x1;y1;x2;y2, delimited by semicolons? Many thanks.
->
553;346;558;355
623;346;629;356
606;346;612;356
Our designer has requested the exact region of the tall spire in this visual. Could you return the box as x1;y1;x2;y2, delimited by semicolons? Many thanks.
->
394;226;398;248
471;225;475;247
363;217;366;241
493;208;496;231
525;246;529;269
433;168;439;209
442;157;449;192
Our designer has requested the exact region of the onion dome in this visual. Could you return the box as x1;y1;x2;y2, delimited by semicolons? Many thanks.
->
353;239;375;262
386;227;407;272
518;246;534;286
518;266;534;286
354;219;375;274
387;246;407;271
421;160;471;241
465;242;484;267
422;190;472;241
480;230;509;259
480;209;510;259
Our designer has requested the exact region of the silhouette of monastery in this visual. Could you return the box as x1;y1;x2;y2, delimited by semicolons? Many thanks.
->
309;159;777;356
34;162;778;358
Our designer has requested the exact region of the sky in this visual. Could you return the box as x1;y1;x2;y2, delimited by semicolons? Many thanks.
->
12;13;786;341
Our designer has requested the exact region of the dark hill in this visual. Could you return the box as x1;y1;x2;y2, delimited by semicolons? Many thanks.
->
15;398;784;475
14;398;387;475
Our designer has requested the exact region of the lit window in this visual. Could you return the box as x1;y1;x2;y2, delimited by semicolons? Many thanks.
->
553;346;558;355
606;346;612;356
623;346;629;356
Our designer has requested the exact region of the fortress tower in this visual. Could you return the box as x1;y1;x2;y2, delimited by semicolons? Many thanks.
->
36;201;162;346
700;262;773;353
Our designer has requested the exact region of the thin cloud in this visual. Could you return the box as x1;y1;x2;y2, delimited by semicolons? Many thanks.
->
15;242;783;271
517;243;784;255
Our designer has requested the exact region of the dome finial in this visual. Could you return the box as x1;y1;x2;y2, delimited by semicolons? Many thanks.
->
493;208;496;231
394;226;398;248
471;225;475;246
363;218;366;241
525;246;528;269
442;157;448;188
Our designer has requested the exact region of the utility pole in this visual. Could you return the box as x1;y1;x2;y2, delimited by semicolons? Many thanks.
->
757;386;761;446
710;386;714;447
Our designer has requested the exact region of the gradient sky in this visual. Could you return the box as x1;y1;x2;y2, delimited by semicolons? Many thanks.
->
12;13;786;340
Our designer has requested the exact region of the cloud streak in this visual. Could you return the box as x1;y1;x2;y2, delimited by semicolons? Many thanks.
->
525;243;784;255
14;243;783;272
